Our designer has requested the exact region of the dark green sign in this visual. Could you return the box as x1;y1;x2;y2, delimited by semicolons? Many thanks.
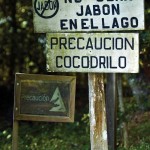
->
14;73;76;122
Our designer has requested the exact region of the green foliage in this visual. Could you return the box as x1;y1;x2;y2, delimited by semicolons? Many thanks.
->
117;91;150;149
0;0;46;86
0;128;12;150
0;113;90;150
129;140;150;150
118;140;150;150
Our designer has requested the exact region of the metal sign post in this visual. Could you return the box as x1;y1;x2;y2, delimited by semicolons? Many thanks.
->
106;73;117;150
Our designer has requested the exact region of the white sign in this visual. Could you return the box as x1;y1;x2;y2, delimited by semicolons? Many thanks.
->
46;33;139;73
33;0;144;32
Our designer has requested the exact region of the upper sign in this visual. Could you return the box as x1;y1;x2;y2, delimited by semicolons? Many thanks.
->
14;73;76;122
33;0;144;32
46;33;139;73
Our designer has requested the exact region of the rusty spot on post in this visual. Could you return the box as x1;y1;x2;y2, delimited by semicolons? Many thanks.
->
88;73;108;150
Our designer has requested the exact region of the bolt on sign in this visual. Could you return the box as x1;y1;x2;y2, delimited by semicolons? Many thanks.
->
14;73;76;122
46;33;139;73
32;0;144;32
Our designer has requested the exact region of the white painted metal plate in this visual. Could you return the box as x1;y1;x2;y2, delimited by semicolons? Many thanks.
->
33;0;144;32
46;33;139;73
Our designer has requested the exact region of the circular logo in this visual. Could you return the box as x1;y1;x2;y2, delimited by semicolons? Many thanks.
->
34;0;59;19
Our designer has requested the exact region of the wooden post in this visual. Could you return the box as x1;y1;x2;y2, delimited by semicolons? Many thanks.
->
12;120;19;150
88;73;108;150
105;74;117;150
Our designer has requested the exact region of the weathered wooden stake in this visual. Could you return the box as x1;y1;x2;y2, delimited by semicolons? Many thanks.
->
12;120;19;150
106;74;117;150
88;73;108;150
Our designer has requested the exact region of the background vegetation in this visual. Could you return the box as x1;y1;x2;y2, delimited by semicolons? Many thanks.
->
0;0;150;149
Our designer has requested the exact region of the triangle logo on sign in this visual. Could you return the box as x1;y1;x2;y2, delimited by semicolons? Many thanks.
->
49;87;66;112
